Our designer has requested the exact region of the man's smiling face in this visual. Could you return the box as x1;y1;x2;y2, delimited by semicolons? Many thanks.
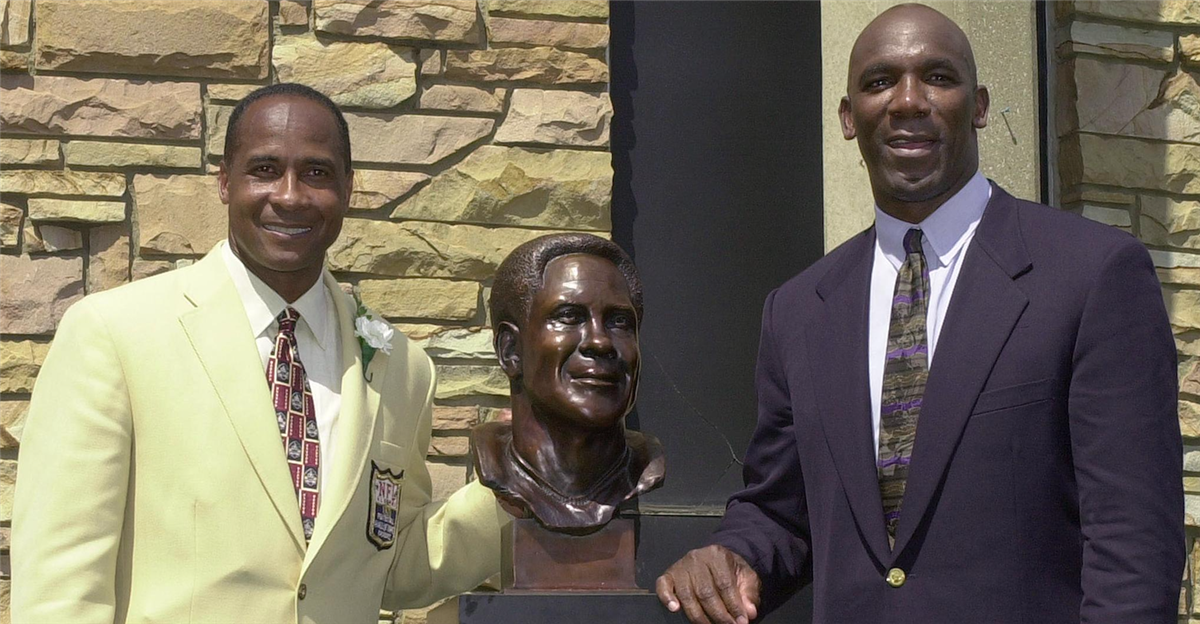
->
219;94;353;296
838;5;988;218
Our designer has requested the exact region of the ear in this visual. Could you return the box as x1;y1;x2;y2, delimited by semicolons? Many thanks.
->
496;321;522;380
838;96;856;140
217;160;230;205
973;85;990;129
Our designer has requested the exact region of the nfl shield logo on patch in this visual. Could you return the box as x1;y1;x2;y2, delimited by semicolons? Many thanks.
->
367;461;403;550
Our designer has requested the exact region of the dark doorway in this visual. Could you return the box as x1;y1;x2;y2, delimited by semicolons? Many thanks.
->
609;2;824;620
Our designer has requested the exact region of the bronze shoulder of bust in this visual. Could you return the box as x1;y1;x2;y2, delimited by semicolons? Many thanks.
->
473;421;665;534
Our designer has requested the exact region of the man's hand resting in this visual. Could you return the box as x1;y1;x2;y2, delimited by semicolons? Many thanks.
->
656;544;762;624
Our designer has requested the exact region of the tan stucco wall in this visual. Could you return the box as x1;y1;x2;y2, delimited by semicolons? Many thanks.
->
821;0;1040;251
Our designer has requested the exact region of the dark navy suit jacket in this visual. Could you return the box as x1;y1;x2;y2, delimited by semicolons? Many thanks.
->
711;184;1183;623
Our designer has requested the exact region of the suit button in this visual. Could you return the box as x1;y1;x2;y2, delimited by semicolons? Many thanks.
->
886;568;906;588
298;584;307;600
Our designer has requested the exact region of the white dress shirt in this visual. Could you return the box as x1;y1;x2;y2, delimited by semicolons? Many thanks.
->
222;242;343;495
868;172;991;459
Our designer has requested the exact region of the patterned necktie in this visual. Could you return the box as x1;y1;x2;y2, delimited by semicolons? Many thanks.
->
878;228;930;547
266;307;320;541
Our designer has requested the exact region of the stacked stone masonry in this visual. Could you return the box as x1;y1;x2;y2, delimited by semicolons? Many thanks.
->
0;1;610;622
1055;2;1200;619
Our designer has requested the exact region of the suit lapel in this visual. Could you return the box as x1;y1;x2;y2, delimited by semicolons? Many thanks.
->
806;229;892;565
178;251;305;550
891;185;1032;556
305;274;391;559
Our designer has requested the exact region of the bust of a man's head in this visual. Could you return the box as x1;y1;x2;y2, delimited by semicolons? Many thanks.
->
474;233;664;533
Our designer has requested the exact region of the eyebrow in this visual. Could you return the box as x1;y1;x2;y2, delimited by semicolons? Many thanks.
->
547;297;635;311
859;62;896;78
858;57;962;78
921;57;961;74
243;154;339;170
300;156;338;169
245;154;280;166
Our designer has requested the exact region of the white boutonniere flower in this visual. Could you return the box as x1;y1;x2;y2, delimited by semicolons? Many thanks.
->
355;315;394;354
352;288;393;378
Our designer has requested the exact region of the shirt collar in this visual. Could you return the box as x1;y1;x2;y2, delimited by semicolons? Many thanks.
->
221;241;332;349
874;171;991;270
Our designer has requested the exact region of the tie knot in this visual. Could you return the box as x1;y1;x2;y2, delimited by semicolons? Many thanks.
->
903;229;924;256
277;307;300;334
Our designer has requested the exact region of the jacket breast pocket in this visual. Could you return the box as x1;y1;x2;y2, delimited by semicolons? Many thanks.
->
972;377;1060;417
377;440;409;470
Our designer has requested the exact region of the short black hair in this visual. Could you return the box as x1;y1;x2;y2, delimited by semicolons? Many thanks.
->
223;83;352;170
490;233;643;333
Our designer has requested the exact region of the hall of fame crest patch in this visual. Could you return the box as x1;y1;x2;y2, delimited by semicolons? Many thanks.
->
367;461;403;550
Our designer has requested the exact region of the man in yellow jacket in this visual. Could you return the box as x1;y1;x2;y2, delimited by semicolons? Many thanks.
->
11;83;506;623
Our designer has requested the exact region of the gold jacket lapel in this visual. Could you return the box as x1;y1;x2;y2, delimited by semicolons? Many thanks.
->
178;250;306;550
306;273;390;558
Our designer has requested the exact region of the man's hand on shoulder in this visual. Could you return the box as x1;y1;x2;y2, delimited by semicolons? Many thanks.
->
656;544;761;624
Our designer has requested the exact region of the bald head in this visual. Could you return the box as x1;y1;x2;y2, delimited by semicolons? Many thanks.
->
837;2;989;222
847;4;977;95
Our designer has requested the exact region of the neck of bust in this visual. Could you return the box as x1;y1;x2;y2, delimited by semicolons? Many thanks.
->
509;399;628;499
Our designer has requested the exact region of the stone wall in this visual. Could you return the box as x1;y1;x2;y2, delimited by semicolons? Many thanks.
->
1055;1;1200;619
0;1;611;622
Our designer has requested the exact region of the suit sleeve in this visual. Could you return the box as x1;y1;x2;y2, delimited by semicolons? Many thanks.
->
1070;237;1184;622
12;299;133;624
381;356;507;609
710;288;812;613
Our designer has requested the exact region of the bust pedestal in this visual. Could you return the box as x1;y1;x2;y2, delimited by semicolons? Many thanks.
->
428;517;681;623
504;517;637;590
428;591;678;624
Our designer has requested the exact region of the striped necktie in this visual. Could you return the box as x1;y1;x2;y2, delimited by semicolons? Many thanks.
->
878;228;930;547
267;307;320;541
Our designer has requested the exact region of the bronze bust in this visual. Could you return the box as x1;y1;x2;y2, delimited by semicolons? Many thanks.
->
473;233;664;534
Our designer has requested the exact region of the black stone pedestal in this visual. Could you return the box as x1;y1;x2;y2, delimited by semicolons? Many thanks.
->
428;590;683;624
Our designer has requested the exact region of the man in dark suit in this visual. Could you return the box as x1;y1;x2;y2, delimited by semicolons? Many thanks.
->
656;4;1183;623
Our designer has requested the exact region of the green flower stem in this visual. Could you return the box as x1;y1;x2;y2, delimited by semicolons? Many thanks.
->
353;287;377;380
362;340;376;373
